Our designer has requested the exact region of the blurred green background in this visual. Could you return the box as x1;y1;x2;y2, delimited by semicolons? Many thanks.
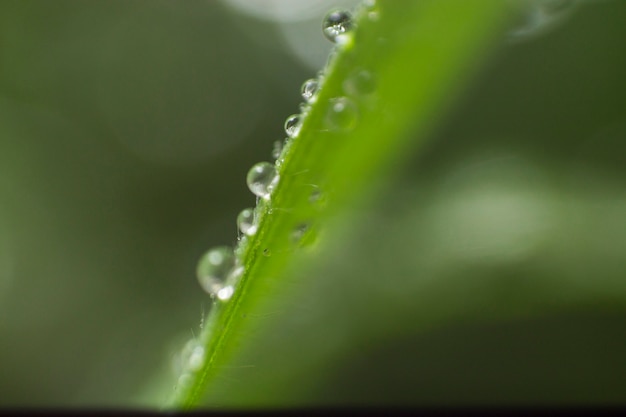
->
0;0;625;408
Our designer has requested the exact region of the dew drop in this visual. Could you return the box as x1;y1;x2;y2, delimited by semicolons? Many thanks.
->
237;208;257;236
301;78;320;104
291;223;310;245
229;263;245;281
246;162;279;200
344;69;376;96
322;9;354;43
363;0;380;21
272;140;283;160
326;97;358;131
187;344;205;372
309;188;322;204
368;10;380;22
326;47;339;69
196;246;236;296
284;114;302;138
262;248;271;257
363;0;377;8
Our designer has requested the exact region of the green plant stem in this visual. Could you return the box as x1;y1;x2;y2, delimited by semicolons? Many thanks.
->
169;0;511;409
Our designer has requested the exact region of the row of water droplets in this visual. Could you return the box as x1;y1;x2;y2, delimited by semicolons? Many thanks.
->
195;2;379;303
176;0;580;389
195;0;575;306
174;2;375;389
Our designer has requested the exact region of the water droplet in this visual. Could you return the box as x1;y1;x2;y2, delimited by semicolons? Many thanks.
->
509;0;579;40
322;9;354;43
301;78;320;104
291;223;310;245
229;263;245;280
326;47;339;69
362;0;380;21
246;162;279;200
363;0;377;8
196;246;236;296
237;208;258;236
344;69;376;96
326;97;358;131
187;344;205;372
272;140;283;160
262;248;271;257
309;188;322;204
284;114;302;138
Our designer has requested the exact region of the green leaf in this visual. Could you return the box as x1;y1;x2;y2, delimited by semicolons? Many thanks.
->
168;0;510;409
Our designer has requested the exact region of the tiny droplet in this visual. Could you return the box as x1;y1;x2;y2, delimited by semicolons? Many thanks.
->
368;11;380;22
326;97;358;131
344;69;376;96
246;162;279;200
237;208;258;236
272;140;283;160
309;188;322;204
363;0;377;8
291;223;310;245
322;9;354;43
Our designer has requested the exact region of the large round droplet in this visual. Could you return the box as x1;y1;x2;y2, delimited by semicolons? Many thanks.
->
237;208;257;236
326;97;358;131
246;162;279;200
284;114;302;138
322;10;354;43
301;78;320;104
197;246;236;296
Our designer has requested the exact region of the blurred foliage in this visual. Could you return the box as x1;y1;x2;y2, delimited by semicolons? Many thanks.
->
0;0;624;408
